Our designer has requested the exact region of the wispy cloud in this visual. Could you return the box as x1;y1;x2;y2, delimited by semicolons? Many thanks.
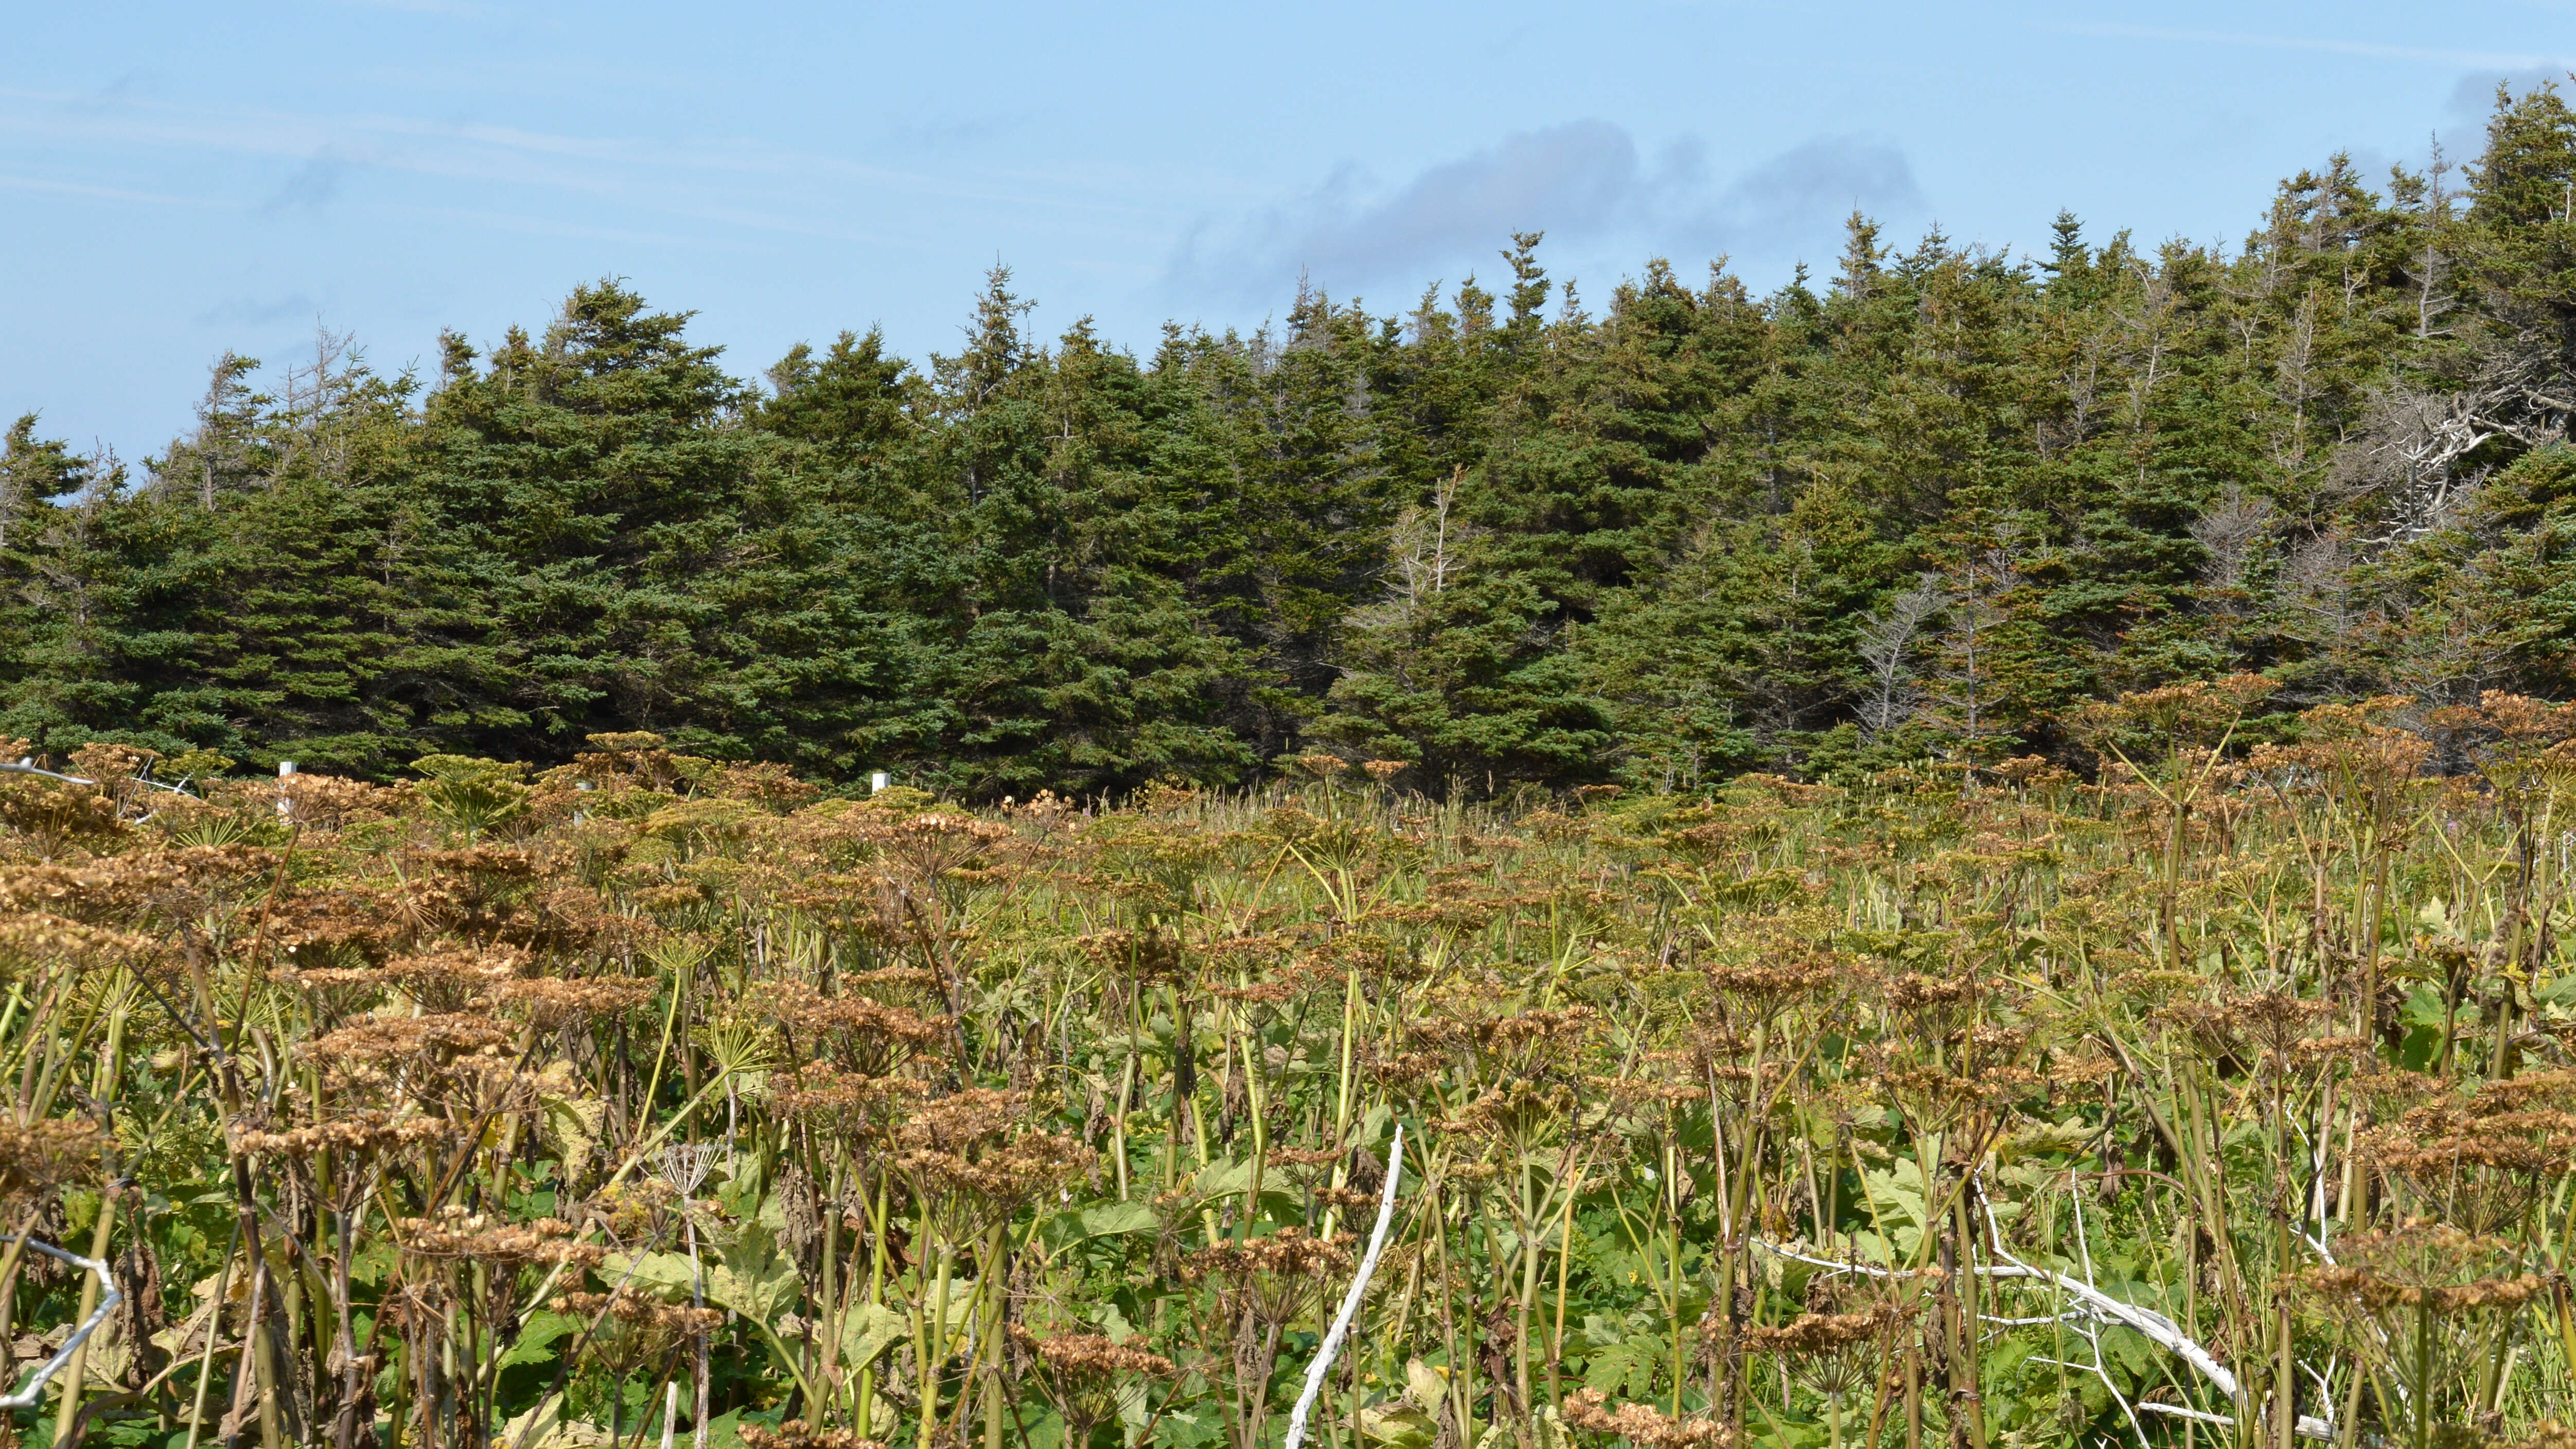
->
375;200;707;249
882;114;1023;152
1687;135;1921;254
263;148;351;214
2053;22;2568;72
1167;121;1920;302
0;171;215;206
1232;121;1662;283
0;84;1161;237
195;294;321;328
2448;67;2573;130
318;0;500;16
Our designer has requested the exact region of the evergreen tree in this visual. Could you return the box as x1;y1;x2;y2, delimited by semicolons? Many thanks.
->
414;280;761;756
6;84;2574;796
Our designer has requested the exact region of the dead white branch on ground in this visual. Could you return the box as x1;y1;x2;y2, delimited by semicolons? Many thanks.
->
1755;1203;2338;1444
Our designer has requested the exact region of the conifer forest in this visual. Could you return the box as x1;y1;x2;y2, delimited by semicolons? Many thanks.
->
16;76;2576;1449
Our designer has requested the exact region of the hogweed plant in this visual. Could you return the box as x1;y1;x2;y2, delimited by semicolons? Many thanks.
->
12;708;2576;1446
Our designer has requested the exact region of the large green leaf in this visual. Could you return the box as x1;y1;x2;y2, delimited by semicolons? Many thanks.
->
839;1301;907;1370
498;1309;581;1372
600;1251;700;1299
711;1227;804;1325
1356;1403;1435;1449
1042;1198;1160;1251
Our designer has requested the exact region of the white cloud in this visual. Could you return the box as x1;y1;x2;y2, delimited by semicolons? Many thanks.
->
2447;67;2573;133
1167;121;1921;301
1689;134;1922;253
2055;23;2567;73
262;148;351;214
0;171;211;206
0;84;1063;224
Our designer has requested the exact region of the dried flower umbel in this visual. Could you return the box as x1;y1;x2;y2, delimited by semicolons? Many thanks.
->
739;1423;884;1449
1560;1388;1732;1449
0;1118;103;1203
1013;1328;1177;1449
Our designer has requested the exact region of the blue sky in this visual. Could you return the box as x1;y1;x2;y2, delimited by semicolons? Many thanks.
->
6;1;2571;461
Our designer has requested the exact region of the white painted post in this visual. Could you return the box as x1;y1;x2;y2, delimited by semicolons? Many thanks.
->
276;760;295;818
870;771;890;794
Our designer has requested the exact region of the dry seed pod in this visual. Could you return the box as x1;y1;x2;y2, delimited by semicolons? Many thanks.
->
891;1088;1093;1205
277;773;402;830
0;1118;104;1203
396;1209;602;1268
231;1111;446;1159
2298;1220;2540;1315
772;981;947;1061
1559;1388;1732;1449
2496;1421;2576;1449
1020;1331;1176;1378
304;1012;515;1071
1739;1302;1911;1358
772;1064;919;1133
559;1288;724;1336
740;1422;882;1449
1182;1226;1353;1282
496;974;655;1029
385;945;524;1011
1077;928;1188;985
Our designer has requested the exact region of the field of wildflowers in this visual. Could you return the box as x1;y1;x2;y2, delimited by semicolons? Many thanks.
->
6;687;2576;1448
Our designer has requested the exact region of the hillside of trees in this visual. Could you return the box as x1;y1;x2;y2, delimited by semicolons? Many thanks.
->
12;86;2576;798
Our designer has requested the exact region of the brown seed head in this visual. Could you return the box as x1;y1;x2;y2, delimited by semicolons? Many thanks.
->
1559;1388;1732;1449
